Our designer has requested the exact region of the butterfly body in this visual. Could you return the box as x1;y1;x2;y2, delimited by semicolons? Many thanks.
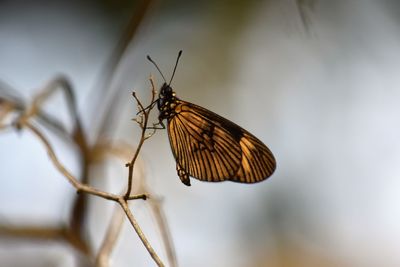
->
156;83;276;186
157;83;178;121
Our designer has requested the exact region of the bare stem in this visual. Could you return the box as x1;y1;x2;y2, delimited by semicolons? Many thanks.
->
24;121;120;200
20;121;164;266
95;206;125;267
149;197;178;267
0;224;90;255
125;77;158;199
118;198;165;267
2;75;168;267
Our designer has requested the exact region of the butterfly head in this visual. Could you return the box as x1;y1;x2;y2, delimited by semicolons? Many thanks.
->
159;83;173;97
157;82;177;112
147;51;182;118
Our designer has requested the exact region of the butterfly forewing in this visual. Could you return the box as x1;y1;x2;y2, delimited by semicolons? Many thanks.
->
167;100;276;184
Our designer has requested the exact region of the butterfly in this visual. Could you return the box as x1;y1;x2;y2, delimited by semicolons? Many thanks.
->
146;51;276;186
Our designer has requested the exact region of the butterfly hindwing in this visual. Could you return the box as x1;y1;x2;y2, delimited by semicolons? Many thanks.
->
167;100;276;185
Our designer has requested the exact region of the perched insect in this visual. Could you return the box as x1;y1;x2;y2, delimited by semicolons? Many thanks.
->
146;51;276;186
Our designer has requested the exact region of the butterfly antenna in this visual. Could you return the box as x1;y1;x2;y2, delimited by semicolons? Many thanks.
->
147;55;167;83
169;50;183;86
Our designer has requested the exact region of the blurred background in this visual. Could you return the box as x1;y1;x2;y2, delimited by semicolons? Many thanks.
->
1;0;400;266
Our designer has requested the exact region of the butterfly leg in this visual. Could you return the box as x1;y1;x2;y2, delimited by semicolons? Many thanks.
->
145;120;166;130
136;99;158;115
176;163;191;186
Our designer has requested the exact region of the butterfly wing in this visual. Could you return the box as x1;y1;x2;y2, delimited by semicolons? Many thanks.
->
167;100;276;185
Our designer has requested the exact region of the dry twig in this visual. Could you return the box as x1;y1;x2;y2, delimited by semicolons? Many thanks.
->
124;80;158;199
0;76;168;266
95;206;125;267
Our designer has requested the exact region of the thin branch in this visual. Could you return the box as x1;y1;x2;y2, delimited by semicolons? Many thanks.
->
149;198;178;267
90;140;136;163
17;119;164;267
2;74;168;266
127;194;148;201
0;80;71;139
18;76;81;135
118;199;165;267
22;122;114;199
0;100;15;129
95;206;125;267
90;138;177;267
296;0;317;32
89;0;154;142
0;225;90;255
124;77;158;199
1;2;171;265
0;225;66;240
0;92;93;257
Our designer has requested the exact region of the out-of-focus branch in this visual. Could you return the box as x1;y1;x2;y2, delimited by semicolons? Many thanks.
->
0;100;15;130
95;206;125;267
0;225;66;240
90;140;136;163
0;225;90;255
12;83;164;266
149;198;178;267
89;0;154;142
0;1;173;266
118;199;165;266
20;121;161;265
92;138;178;267
1;74;170;267
22;121;129;201
296;0;316;31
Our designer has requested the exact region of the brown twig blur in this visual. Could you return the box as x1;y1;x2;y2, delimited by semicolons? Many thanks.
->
0;75;172;266
0;0;180;266
95;206;125;267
